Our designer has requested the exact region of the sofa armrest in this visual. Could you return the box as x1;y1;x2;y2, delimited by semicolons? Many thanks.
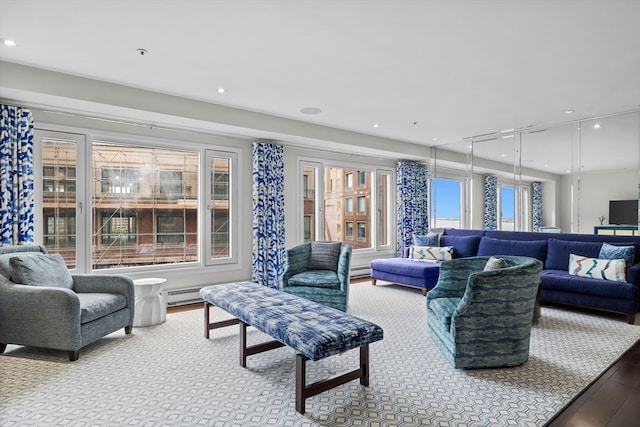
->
626;263;640;286
0;283;82;349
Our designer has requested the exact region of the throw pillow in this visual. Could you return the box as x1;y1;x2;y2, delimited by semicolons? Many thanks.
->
546;238;603;271
413;231;441;247
9;253;74;289
599;242;635;268
484;256;508;271
568;253;626;282
410;245;453;261
308;241;342;270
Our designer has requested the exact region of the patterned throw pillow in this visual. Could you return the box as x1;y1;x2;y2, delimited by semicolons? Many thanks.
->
409;245;453;262
10;253;74;289
413;231;440;247
599;242;635;268
483;256;508;271
568;254;626;282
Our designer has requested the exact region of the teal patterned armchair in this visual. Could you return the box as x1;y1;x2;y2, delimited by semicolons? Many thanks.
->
0;245;135;361
281;241;352;311
427;255;542;369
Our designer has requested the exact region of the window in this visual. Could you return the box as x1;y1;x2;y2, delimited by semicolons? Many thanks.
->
101;167;140;194
301;163;387;250
38;130;241;272
357;196;367;214
499;185;515;231
357;170;366;187
100;212;137;244
430;177;462;229
345;221;354;238
157;215;185;243
345;197;354;214
345;172;353;189
158;170;183;197
40;135;79;269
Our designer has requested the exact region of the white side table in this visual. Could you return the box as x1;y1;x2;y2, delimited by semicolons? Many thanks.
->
133;278;167;327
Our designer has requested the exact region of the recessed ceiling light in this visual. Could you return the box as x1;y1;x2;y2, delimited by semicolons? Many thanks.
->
593;123;602;129
136;48;148;56
564;109;575;114
2;39;16;47
373;124;379;128
217;87;225;94
300;107;322;115
431;137;438;141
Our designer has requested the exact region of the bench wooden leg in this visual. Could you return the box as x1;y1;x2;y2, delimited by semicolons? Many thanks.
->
295;344;371;414
204;302;240;339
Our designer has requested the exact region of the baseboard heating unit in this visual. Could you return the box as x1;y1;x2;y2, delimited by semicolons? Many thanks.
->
164;287;204;307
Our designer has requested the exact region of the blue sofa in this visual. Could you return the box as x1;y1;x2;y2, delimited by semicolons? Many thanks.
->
370;229;640;323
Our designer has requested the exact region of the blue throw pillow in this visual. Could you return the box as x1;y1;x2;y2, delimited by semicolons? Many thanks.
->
546;238;603;271
439;235;482;258
477;237;547;262
413;232;440;247
599;242;635;267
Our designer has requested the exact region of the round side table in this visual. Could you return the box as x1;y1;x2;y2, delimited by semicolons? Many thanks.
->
133;278;167;327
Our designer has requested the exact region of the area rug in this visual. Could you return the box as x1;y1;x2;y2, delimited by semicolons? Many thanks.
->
2;282;639;426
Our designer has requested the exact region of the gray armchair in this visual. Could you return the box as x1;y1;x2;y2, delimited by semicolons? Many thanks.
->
0;245;134;361
281;241;352;311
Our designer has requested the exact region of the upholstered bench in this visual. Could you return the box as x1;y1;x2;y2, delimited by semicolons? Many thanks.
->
199;281;384;414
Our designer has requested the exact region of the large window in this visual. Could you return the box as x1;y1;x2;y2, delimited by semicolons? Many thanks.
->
38;130;240;271
301;162;391;250
430;177;462;229
499;185;515;231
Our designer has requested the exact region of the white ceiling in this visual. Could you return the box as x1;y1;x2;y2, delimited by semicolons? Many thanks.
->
0;0;639;174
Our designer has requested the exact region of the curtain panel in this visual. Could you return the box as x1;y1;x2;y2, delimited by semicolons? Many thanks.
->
251;141;286;288
0;104;35;245
483;175;498;230
396;161;429;256
532;182;543;232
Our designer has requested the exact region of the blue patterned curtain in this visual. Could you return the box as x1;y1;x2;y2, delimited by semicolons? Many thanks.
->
396;161;429;256
532;181;543;232
0;104;35;245
484;175;497;230
252;141;286;288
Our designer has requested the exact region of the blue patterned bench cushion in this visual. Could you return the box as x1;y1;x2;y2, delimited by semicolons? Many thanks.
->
200;282;383;361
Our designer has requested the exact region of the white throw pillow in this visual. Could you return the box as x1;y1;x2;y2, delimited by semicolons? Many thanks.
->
568;253;626;282
409;245;453;261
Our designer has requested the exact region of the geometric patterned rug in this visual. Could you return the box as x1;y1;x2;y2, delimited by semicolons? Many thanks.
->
2;282;639;426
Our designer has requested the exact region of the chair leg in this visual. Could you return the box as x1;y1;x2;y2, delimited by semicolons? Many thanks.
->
0;343;6;354
68;350;79;361
125;324;133;334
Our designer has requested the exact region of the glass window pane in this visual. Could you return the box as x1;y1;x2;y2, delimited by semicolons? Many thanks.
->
42;138;77;268
92;142;198;269
211;156;230;259
500;186;515;231
430;177;461;229
302;166;317;242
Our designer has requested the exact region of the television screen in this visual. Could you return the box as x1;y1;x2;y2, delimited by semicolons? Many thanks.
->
609;200;638;225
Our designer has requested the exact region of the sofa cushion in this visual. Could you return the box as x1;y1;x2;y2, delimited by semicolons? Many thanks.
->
370;258;441;279
569;254;626;282
288;270;341;288
409;245;453;261
541;270;638;299
9;253;74;289
439;235;482;258
308;241;341;270
546;238;603;271
599;242;635;268
413;231;441;247
77;293;127;324
477;237;548;262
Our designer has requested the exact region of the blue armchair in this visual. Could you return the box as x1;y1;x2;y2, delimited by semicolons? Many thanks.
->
426;255;542;369
0;245;135;361
281;241;352;311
